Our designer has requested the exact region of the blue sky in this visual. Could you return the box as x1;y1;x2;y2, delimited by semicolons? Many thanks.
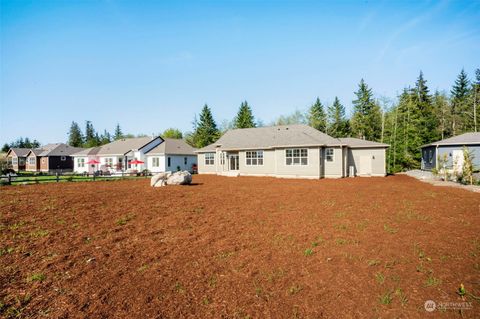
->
1;0;479;144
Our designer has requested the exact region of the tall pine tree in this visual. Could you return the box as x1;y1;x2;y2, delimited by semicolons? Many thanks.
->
451;69;470;135
327;97;350;137
114;123;124;140
234;101;256;128
350;79;382;141
84;121;100;147
307;98;327;132
68;121;84;147
194;104;220;148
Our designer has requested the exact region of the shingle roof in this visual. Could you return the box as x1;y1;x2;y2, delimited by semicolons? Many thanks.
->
36;143;85;156
147;138;196;155
8;148;30;157
422;132;480;147
72;147;101;156
196;124;343;152
338;138;389;148
96;137;160;155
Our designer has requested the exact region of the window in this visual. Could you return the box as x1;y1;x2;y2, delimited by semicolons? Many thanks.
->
205;153;215;165
326;148;334;162
246;151;264;165
152;157;160;167
77;158;85;168
428;150;433;164
61;156;66;161
184;157;187;165
286;148;308;165
105;158;113;167
220;152;225;165
28;157;35;165
167;157;171;167
19;158;25;165
12;157;18;165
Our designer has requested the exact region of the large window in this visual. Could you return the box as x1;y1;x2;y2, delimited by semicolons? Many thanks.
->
205;153;215;165
286;148;308;165
12;157;18;165
246;151;264;165
326;148;334;162
28;157;35;165
152;157;160;167
105;158;113;167
77;158;85;168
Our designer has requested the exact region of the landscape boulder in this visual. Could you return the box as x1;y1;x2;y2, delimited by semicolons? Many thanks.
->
150;171;172;187
166;171;192;185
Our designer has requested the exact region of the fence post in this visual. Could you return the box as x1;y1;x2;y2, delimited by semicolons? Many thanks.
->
56;172;59;183
8;174;11;185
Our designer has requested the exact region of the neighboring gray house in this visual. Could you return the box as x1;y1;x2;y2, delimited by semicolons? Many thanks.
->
421;132;480;172
145;138;197;173
196;124;388;179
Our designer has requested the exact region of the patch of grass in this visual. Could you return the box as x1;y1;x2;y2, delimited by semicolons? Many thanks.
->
383;224;398;234
208;275;217;287
29;230;49;238
1;294;31;318
0;247;14;256
335;238;348;245
334;211;346;218
137;264;149;272
27;273;46;282
304;248;314;256
202;296;210;305
116;214;135;226
334;224;348;231
378;291;393;305
425;275;441;287
395;288;408;306
384;259;398;269
288;284;302;295
8;221;26;230
174;281;185;294
217;251;235;259
367;259;380;266
375;272;385;284
356;220;368;231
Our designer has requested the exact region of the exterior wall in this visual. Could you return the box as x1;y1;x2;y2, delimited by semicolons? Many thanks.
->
40;157;49;171
274;147;322;178
322;146;344;178
437;145;480;169
347;148;387;176
238;149;276;176
147;155;166;173
165;155;197;172
421;146;437;170
73;156;99;174
26;155;39;171
99;155;123;172
41;156;74;172
6;154;26;172
198;152;219;174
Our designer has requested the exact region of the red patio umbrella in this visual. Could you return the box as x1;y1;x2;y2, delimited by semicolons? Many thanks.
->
86;159;100;165
129;159;144;165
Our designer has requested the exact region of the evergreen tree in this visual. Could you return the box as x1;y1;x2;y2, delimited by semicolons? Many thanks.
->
234;101;256;129
327;97;350;137
100;130;111;145
194;104;220;148
2;143;9;153
432;91;451;139
451;69;470;134
68;121;84;147
412;71;438;143
350;79;382;141
469;68;480;132
84;121;100;147
114;123;123;140
307;98;327;132
273;110;307;125
162;128;183;139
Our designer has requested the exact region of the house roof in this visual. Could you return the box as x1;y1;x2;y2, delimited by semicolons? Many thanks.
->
7;148;30;157
147;138;196;155
196;124;343;152
72;147;101;156
421;132;480;148
338;138;389;148
37;143;85;156
96;136;160;155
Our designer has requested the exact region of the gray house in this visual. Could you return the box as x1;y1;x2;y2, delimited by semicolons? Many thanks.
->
421;132;480;172
196;125;388;179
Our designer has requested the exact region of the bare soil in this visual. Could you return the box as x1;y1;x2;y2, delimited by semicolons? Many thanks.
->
1;175;479;318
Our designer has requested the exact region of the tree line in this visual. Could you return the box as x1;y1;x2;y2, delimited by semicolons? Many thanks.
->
1;137;41;153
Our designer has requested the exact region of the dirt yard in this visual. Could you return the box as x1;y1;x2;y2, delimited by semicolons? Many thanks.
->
1;175;479;318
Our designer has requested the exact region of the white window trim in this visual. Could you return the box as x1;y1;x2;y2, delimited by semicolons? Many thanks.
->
205;153;215;166
326;148;334;162
285;148;308;166
245;150;264;166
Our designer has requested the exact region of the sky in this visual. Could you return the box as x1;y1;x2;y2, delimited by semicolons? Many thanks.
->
1;0;479;144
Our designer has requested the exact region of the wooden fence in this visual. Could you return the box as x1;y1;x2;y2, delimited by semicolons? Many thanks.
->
0;172;150;185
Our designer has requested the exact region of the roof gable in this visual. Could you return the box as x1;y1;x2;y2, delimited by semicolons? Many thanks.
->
147;138;196;155
96;136;160;155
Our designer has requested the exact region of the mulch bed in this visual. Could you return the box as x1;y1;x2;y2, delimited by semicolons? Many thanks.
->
1;175;479;318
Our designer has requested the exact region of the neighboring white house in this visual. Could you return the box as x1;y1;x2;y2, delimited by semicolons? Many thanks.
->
145;138;197;173
72;136;197;174
196;125;389;179
72;136;163;174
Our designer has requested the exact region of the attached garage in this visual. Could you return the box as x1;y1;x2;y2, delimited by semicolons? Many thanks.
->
339;138;388;177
